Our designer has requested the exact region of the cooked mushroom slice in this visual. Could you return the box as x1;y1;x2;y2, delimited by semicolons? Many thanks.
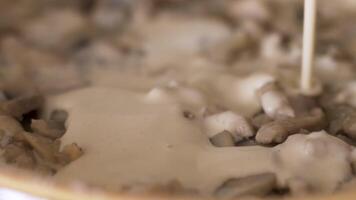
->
182;111;195;120
341;112;356;140
31;119;65;139
251;113;272;129
256;81;295;119
49;109;68;125
209;131;235;147
256;108;325;144
0;115;23;135
3;144;26;163
33;151;61;174
21;132;57;162
214;173;276;199
14;151;36;169
61;143;83;162
0;131;13;148
235;138;259;147
324;104;356;139
335;134;356;147
203;111;254;142
1;94;44;118
288;95;317;116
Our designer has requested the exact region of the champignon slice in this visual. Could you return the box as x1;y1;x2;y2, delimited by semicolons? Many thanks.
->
341;112;356;140
3;144;26;163
49;109;68;125
256;108;325;144
31;119;65;139
251;113;272;129
0;115;23;136
288;95;317;116
203;111;254;141
256;81;295;119
209;131;235;147
324;104;356;139
61;143;83;162
21;131;56;162
214;173;277;199
1;94;44;119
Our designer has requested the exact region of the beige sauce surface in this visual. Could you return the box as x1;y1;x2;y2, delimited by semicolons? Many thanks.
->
48;87;273;194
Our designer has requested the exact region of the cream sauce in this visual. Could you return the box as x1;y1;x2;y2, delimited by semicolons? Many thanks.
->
48;87;273;194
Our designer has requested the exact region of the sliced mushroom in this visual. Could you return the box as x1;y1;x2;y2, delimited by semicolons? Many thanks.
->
0;115;23;136
341;111;356;140
61;143;84;162
288;95;317;117
3;144;26;163
235;138;259;147
14;151;36;169
256;108;325;144
256;81;295;119
31;119;65;139
324;104;356;139
209;131;235;147
49;109;68;125
1;94;44;119
251;113;272;129
203;111;254;142
21;131;57;162
214;173;276;198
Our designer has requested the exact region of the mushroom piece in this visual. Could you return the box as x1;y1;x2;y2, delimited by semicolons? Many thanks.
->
273;131;353;193
31;119;65;139
324;104;356;139
0;115;23;136
3;144;26;163
49;109;68;125
214;173;276;198
256;81;295;119
209;131;235;147
21;132;57;162
251;113;272;129
203;111;255;142
61;143;84;162
288;94;317;117
256;108;325;144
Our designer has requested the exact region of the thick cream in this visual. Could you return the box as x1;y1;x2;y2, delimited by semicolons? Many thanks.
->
48;87;273;194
